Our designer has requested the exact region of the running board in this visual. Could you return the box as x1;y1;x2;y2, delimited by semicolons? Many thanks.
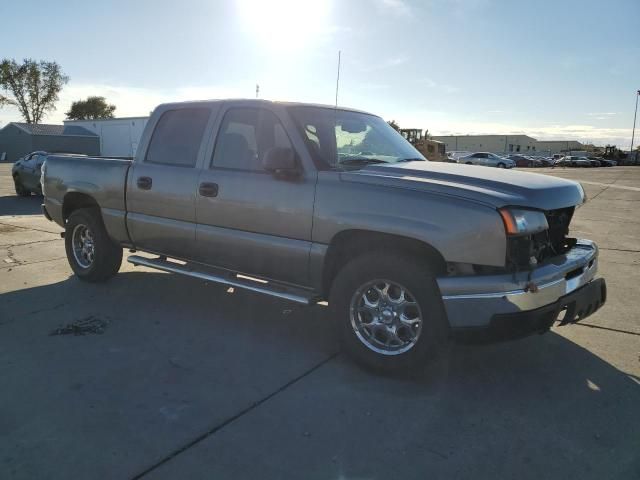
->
127;255;316;305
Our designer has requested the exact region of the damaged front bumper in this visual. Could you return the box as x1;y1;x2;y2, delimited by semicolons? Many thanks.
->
438;239;606;337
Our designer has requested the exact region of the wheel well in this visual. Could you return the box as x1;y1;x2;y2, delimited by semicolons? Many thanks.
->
322;230;447;297
62;192;100;222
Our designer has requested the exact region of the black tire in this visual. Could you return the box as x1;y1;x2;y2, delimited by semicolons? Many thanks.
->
14;178;30;197
65;208;122;282
465;161;472;165
329;252;449;373
497;162;506;168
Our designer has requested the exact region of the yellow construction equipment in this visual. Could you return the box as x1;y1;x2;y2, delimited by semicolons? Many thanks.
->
399;128;447;161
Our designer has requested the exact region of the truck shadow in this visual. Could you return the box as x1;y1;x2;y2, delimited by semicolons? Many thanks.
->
0;193;43;216
1;271;638;479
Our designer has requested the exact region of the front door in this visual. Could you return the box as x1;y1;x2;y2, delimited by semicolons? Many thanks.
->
194;106;315;286
126;107;211;258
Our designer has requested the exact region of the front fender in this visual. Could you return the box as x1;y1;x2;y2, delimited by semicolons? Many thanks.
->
313;173;507;267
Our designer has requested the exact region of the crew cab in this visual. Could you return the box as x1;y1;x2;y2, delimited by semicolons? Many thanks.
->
41;99;607;371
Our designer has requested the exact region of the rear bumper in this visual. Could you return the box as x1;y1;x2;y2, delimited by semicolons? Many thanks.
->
438;239;602;329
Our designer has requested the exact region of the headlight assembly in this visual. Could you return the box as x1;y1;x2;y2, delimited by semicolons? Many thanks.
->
499;208;548;236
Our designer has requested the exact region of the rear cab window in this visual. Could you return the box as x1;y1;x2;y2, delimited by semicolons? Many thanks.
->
145;108;211;167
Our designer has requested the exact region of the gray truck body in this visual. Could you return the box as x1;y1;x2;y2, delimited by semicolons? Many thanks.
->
42;99;602;330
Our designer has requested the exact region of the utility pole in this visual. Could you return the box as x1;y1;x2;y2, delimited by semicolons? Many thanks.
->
631;89;639;163
335;50;341;108
256;84;260;99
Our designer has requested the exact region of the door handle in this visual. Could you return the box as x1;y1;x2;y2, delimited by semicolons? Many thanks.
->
137;176;152;190
199;182;218;197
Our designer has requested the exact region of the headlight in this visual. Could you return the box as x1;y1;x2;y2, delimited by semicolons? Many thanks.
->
499;208;548;236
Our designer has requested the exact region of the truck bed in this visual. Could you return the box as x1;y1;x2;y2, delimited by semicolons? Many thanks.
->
42;155;132;242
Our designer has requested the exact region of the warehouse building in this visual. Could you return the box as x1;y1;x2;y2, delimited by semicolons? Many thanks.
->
431;134;584;155
0;122;99;162
63;116;149;157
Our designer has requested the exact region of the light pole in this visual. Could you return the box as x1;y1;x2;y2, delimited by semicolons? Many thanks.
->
630;90;640;163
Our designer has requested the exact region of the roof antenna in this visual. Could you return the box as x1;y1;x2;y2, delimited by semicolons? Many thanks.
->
334;50;341;108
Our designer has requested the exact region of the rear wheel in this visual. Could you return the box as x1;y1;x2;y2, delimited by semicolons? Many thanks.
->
330;252;449;373
65;208;122;282
465;161;472;165
14;177;30;197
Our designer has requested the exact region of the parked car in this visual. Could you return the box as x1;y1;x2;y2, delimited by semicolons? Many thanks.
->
587;158;601;167
555;156;591;167
40;99;606;372
459;152;515;168
598;158;616;167
508;155;540;168
588;156;612;167
12;151;48;196
538;157;553;167
446;151;472;162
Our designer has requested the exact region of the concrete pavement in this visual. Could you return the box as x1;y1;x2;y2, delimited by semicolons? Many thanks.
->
1;163;638;479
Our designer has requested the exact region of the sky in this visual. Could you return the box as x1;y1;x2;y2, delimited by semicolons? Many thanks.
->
1;0;639;148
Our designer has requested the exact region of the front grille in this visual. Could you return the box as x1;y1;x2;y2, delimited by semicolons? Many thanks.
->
506;207;576;269
545;207;575;253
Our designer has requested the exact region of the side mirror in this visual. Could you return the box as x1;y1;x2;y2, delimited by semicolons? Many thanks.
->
262;147;298;175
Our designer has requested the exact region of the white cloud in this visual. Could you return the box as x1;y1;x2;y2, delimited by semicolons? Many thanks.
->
390;114;634;149
0;82;248;126
377;0;411;16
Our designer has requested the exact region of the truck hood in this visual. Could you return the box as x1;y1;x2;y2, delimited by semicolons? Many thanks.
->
341;161;585;210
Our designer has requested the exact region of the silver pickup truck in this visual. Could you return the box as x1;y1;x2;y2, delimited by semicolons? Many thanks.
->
41;99;606;371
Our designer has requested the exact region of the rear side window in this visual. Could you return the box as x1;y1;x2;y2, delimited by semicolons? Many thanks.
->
145;108;210;167
212;108;292;171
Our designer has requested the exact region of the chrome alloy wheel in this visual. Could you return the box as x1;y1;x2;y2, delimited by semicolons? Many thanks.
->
72;224;95;268
349;280;423;355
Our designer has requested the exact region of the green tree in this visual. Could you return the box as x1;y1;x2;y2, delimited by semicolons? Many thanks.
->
0;58;69;124
387;120;400;131
66;96;116;120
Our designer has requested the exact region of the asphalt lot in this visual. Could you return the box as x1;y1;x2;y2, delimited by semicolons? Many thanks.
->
1;163;639;479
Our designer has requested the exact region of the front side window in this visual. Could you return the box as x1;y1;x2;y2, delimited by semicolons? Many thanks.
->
145;108;210;167
288;106;425;169
212;108;293;171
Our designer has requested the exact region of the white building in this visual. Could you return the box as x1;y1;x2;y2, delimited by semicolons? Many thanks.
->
431;134;585;155
431;135;538;154
63;117;149;157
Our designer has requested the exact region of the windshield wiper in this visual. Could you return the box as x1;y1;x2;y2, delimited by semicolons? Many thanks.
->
397;158;426;162
338;157;390;166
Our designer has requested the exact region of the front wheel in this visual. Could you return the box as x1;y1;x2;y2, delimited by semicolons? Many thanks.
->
497;162;506;168
65;208;122;282
330;252;449;373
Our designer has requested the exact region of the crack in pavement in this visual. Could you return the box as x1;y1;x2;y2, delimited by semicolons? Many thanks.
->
0;238;62;248
0;220;61;235
131;352;341;480
575;322;640;337
600;247;640;253
0;255;67;270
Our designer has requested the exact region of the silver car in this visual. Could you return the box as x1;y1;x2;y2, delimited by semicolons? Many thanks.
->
459;152;515;168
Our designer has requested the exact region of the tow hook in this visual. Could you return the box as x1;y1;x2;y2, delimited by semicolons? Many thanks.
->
60;231;65;239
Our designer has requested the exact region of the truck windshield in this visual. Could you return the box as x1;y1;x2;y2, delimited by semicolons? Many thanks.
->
288;106;426;169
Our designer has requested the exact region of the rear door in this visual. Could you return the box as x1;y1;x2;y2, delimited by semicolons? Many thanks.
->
126;107;213;257
194;106;316;286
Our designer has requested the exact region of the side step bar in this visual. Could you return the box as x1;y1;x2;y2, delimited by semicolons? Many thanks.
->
127;255;316;305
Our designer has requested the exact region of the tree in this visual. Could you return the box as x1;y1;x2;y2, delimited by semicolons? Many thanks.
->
0;58;69;124
66;96;116;120
387;120;400;131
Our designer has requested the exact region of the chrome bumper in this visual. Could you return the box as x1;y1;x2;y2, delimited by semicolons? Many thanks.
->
438;239;600;328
